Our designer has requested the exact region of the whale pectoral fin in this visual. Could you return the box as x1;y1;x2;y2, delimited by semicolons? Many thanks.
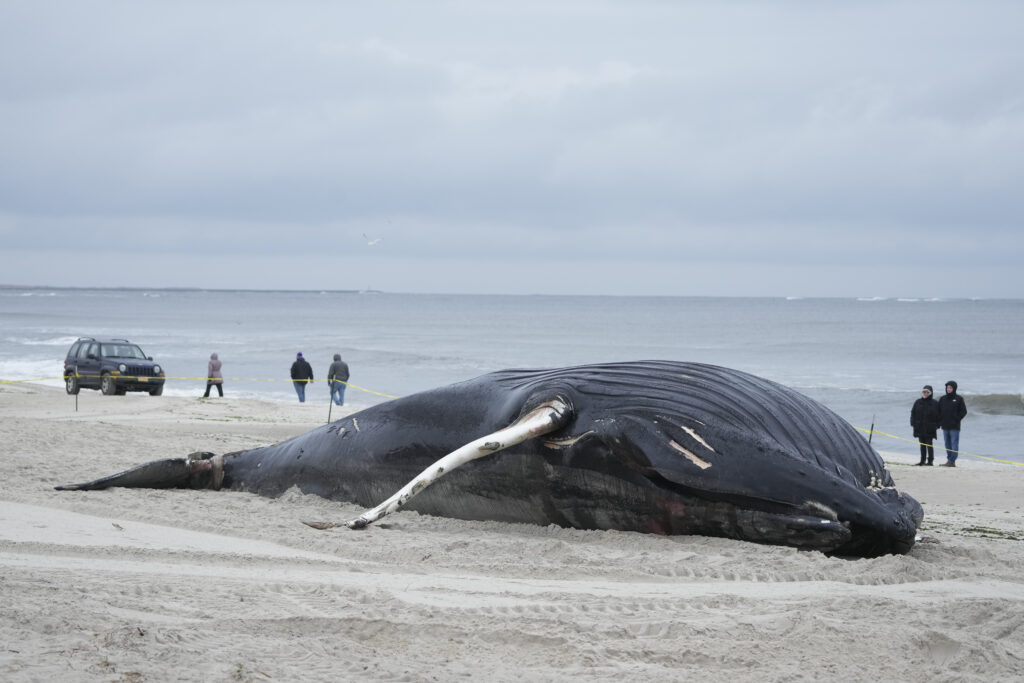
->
303;397;572;531
55;452;222;491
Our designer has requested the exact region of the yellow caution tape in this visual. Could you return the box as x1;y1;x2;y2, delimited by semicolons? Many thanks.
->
331;381;399;400
854;427;1023;466
2;376;1019;464
0;377;67;384
169;377;399;399
2;374;399;399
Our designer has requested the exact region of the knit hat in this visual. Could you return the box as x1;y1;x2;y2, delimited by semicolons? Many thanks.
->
922;385;932;393
297;352;303;357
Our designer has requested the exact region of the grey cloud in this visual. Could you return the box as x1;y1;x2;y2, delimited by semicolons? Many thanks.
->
1;1;1021;296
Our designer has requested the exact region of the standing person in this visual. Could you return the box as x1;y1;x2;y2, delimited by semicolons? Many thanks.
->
910;385;940;466
937;380;968;467
290;352;314;403
202;353;224;398
327;353;350;406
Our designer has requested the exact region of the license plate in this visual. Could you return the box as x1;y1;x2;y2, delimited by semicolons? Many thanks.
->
139;377;148;382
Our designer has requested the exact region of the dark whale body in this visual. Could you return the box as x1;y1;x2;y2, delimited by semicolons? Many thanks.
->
57;361;923;557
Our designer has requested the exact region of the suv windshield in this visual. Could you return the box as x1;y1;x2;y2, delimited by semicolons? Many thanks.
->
100;344;148;359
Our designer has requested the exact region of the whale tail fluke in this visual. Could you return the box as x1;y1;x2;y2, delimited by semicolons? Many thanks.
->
55;452;224;491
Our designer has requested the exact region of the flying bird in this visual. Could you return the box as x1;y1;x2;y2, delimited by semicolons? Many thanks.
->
363;233;382;246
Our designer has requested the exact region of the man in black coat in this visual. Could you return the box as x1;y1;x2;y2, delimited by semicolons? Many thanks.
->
910;385;941;466
290;352;314;403
937;380;968;467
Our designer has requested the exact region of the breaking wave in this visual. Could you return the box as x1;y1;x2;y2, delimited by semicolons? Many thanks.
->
5;336;80;347
970;393;1024;416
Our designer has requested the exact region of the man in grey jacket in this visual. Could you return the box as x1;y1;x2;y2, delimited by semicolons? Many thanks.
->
328;353;350;406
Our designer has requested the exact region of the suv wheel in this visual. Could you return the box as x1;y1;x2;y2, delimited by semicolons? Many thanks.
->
149;384;164;397
65;374;80;395
100;373;118;396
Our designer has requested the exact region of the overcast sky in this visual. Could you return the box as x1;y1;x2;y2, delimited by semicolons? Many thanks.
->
2;1;1021;297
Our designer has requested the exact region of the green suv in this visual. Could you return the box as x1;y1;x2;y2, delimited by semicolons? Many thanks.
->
64;337;166;396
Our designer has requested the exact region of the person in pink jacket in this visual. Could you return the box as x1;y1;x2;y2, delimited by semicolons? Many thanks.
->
203;353;223;397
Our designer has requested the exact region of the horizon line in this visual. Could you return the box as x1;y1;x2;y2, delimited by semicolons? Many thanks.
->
0;284;1018;302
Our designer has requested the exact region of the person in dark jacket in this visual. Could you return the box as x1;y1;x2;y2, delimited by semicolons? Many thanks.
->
202;352;223;398
327;353;350;406
937;380;968;467
290;352;314;403
910;385;940;466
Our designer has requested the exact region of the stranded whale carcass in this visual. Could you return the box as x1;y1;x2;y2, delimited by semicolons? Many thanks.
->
56;361;923;557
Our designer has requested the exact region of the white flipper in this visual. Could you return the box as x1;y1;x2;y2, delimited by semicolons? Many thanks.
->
305;398;571;530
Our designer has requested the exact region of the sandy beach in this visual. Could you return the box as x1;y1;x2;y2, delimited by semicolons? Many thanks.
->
2;382;1022;682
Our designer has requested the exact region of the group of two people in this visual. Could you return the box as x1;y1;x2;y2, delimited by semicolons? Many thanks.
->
290;352;350;405
910;380;968;467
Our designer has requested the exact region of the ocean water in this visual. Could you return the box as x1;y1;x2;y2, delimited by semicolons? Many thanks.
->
2;287;1022;464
